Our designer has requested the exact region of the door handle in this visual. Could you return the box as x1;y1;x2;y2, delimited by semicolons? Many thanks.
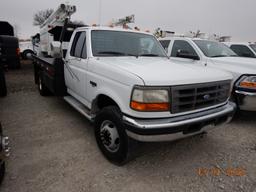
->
90;81;97;87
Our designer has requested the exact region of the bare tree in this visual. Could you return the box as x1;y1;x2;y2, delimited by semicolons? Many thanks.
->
33;9;54;26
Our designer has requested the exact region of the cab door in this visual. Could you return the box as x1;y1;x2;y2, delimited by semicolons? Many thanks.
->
64;31;89;104
169;40;203;66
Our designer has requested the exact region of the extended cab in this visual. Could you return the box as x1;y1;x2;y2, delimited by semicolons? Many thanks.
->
160;37;256;111
34;27;235;164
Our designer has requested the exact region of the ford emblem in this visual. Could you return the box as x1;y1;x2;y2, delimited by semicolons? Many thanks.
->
203;94;210;100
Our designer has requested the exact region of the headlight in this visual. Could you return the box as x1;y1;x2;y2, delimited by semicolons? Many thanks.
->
237;75;256;90
130;86;170;112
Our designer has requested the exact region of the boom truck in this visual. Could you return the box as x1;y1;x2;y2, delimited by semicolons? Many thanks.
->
32;4;236;164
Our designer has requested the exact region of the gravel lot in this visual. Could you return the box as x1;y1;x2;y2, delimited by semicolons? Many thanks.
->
0;61;255;192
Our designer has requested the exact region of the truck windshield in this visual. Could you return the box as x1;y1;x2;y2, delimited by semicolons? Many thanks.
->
91;30;167;57
193;40;237;58
250;44;256;52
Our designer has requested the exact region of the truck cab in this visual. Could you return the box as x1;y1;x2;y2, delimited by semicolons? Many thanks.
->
224;42;256;58
159;36;256;111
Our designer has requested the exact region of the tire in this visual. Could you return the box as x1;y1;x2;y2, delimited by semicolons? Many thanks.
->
0;162;5;184
0;66;7;97
94;106;137;165
22;50;34;60
38;74;50;96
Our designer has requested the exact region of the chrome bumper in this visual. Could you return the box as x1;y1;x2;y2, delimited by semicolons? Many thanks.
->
235;90;256;111
123;102;236;142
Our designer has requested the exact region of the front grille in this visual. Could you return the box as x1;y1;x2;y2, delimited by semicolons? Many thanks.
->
171;80;231;114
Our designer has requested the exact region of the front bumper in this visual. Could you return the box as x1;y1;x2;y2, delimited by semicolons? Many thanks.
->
123;102;236;142
235;90;256;111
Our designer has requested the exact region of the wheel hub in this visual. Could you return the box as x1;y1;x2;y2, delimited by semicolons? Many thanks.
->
100;120;120;152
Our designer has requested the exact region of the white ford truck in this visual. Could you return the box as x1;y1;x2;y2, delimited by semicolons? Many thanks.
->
159;37;256;112
33;27;235;164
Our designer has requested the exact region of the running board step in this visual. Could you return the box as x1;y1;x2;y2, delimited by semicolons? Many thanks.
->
64;96;92;121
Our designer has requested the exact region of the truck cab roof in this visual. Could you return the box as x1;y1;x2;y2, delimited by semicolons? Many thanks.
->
74;26;152;36
0;21;14;36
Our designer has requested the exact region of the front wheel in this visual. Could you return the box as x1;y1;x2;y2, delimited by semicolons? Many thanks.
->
94;106;137;165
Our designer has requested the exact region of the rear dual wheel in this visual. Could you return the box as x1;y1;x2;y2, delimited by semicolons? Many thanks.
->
38;74;51;96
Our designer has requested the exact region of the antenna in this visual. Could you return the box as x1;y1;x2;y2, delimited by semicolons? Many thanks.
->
98;0;102;26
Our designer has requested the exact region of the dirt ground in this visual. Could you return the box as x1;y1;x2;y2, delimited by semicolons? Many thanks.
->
0;61;255;192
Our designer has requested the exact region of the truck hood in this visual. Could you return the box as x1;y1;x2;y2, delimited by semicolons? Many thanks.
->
210;57;256;78
97;57;232;86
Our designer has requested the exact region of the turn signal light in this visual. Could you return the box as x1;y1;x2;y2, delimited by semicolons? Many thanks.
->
240;81;256;88
131;101;169;112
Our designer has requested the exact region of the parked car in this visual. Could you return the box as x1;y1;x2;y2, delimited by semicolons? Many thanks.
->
224;42;256;58
159;37;256;111
0;123;10;184
0;21;20;69
19;41;35;60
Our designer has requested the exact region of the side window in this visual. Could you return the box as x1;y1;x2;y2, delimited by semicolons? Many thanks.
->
70;32;86;58
70;32;81;57
160;40;171;51
171;40;198;58
230;45;255;57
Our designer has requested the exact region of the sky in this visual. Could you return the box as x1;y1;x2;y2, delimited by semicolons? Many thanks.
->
0;0;255;41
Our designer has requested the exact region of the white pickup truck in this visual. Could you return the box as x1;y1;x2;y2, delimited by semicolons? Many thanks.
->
159;37;256;111
33;27;235;164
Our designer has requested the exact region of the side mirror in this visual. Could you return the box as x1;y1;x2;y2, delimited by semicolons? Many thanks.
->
176;49;200;60
50;41;62;58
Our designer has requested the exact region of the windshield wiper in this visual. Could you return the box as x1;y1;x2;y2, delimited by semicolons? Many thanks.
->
211;55;228;58
96;51;137;57
138;53;164;57
96;51;127;56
